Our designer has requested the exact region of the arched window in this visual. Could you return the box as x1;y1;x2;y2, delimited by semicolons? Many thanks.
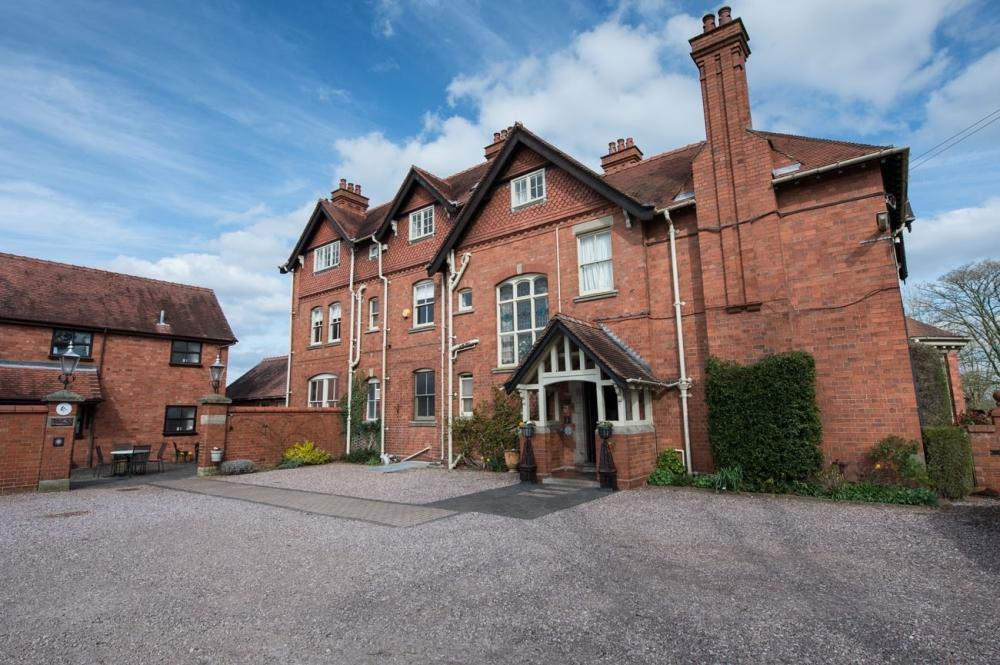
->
366;378;380;421
414;280;435;327
497;275;548;366
328;302;341;342
310;307;323;345
308;373;338;407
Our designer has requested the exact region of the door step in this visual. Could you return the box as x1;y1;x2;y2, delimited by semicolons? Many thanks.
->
542;476;600;489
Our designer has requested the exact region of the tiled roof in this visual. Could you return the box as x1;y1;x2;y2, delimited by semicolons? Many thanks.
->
0;253;236;342
227;355;287;402
0;360;102;402
905;317;968;340
750;130;888;171
602;142;703;208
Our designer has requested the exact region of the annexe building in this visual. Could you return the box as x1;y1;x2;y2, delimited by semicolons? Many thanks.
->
282;9;927;486
0;253;236;470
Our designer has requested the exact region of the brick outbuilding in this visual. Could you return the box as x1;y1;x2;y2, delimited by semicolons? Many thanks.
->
281;8;935;486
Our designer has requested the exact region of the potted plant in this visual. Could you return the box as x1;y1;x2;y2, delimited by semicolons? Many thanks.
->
210;446;223;463
596;420;614;440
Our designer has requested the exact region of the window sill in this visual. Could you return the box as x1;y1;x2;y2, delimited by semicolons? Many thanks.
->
365;328;380;334
409;420;435;427
408;325;436;334
574;289;618;303
169;362;204;368
49;355;94;362
491;367;514;374
511;198;546;213
455;308;474;316
312;265;340;275
326;340;342;346
307;343;324;349
408;235;434;245
164;431;198;437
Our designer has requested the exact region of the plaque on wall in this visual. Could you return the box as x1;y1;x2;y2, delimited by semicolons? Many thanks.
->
47;416;75;428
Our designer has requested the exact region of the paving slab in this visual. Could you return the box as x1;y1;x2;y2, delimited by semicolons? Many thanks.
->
153;477;456;527
424;481;611;519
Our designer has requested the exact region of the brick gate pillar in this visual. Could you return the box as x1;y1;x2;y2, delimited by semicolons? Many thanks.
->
38;390;84;492
197;394;231;476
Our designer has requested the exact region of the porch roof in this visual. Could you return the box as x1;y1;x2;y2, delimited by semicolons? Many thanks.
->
503;314;672;392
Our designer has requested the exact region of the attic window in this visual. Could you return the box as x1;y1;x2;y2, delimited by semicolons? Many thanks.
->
409;206;434;241
772;162;802;177
313;241;340;272
511;169;545;209
672;191;694;202
369;243;380;260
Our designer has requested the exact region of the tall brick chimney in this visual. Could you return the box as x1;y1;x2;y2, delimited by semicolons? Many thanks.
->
601;137;643;174
329;178;369;213
690;5;752;139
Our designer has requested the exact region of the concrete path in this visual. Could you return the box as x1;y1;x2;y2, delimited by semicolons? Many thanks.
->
153;477;456;528
425;481;610;519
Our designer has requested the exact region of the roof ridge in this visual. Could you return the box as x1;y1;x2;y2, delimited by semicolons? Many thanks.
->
606;140;706;174
261;355;289;362
747;128;889;151
0;252;216;293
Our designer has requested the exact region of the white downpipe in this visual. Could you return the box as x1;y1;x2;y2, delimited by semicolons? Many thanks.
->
378;242;388;457
446;250;471;469
284;265;295;407
664;210;693;474
439;272;447;461
346;249;365;456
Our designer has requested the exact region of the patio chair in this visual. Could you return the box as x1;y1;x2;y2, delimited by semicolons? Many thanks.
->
92;446;112;478
172;441;190;463
130;445;151;475
150;443;167;473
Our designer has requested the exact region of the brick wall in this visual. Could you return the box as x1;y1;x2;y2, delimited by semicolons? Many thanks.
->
969;408;1000;493
0;405;46;493
225;406;344;467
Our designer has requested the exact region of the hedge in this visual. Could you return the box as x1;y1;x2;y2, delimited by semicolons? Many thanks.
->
909;342;954;427
922;426;974;499
706;352;823;484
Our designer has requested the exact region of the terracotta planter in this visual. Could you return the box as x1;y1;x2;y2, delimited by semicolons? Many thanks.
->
504;450;520;471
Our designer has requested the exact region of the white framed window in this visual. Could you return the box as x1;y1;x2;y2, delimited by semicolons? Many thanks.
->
458;288;473;312
366;379;380;421
308;374;338;407
369;243;380;260
414;280;435;327
409;206;434;241
497;274;549;367
459;374;473;417
510;169;545;208
313;241;340;272
414;369;435;419
310;307;323;345
578;229;614;294
328;302;341;342
368;296;379;330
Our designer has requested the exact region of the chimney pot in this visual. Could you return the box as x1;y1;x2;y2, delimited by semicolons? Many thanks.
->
718;7;732;24
493;132;501;141
626;137;634;147
702;13;716;32
355;184;361;195
339;178;347;189
617;138;626;150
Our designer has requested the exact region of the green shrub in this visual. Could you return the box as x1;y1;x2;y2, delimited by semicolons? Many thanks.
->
280;440;332;466
219;459;256;475
869;436;930;487
691;474;717;489
450;387;521;472
715;466;743;492
825;481;938;507
341;447;381;465
923;426;974;499
706;352;823;485
276;458;304;470
655;449;686;475
909;342;954;427
343;376;382;449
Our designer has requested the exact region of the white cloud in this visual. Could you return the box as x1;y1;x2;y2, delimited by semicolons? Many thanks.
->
918;46;1000;147
905;197;1000;283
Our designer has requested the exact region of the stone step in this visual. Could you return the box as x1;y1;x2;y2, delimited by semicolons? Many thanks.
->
542;476;600;489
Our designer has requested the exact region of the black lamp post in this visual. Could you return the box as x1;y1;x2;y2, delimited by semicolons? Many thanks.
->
58;341;80;391
597;422;617;490
518;421;537;483
209;354;225;394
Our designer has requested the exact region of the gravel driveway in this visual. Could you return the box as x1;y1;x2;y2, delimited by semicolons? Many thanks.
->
1;468;997;664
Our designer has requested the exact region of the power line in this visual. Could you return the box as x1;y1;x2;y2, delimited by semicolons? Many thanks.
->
911;112;1000;170
911;105;1000;162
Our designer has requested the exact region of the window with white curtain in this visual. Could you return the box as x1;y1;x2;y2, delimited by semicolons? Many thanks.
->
414;280;435;327
308;374;338;407
459;374;473;417
310;307;323;345
366;379;380;421
578;229;614;294
328;302;341;342
496;275;549;366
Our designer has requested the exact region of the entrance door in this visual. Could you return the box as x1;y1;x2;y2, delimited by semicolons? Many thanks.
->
583;383;598;464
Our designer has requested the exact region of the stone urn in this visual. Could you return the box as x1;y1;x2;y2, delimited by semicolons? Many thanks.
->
504;449;520;472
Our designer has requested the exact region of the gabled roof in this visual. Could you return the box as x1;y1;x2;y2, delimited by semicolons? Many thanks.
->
227;355;288;402
0;253;236;342
905;317;970;343
0;360;103;402
503;314;671;392
602;142;703;210
428;124;657;274
372;166;460;240
751;130;888;170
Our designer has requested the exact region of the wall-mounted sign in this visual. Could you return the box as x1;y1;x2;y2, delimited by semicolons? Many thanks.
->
47;416;75;428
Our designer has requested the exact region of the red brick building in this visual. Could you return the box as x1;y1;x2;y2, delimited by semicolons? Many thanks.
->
227;355;288;406
0;253;236;470
282;9;931;486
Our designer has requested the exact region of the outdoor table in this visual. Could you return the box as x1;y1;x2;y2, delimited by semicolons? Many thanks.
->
109;447;134;476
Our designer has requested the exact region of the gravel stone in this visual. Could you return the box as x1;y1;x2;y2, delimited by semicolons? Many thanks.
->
1;475;997;664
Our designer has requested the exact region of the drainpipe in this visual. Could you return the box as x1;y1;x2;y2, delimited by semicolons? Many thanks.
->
377;240;388;458
284;268;295;407
662;208;693;474
446;250;471;468
345;245;360;455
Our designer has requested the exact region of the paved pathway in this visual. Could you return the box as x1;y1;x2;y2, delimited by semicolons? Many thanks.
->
153;478;456;527
153;475;610;526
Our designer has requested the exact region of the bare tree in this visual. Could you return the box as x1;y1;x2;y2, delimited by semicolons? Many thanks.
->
911;259;1000;405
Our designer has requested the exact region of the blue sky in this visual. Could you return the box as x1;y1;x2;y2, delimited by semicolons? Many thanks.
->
2;0;999;379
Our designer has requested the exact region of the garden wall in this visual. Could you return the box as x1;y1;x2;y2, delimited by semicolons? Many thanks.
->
968;406;1000;494
0;405;47;493
219;406;344;467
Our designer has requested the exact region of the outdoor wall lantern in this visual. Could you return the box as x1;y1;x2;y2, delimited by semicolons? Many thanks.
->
209;354;225;394
58;341;80;390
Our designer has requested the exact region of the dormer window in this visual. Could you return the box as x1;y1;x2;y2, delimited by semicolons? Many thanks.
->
511;169;545;209
409;206;434;241
313;241;340;272
369;243;380;260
